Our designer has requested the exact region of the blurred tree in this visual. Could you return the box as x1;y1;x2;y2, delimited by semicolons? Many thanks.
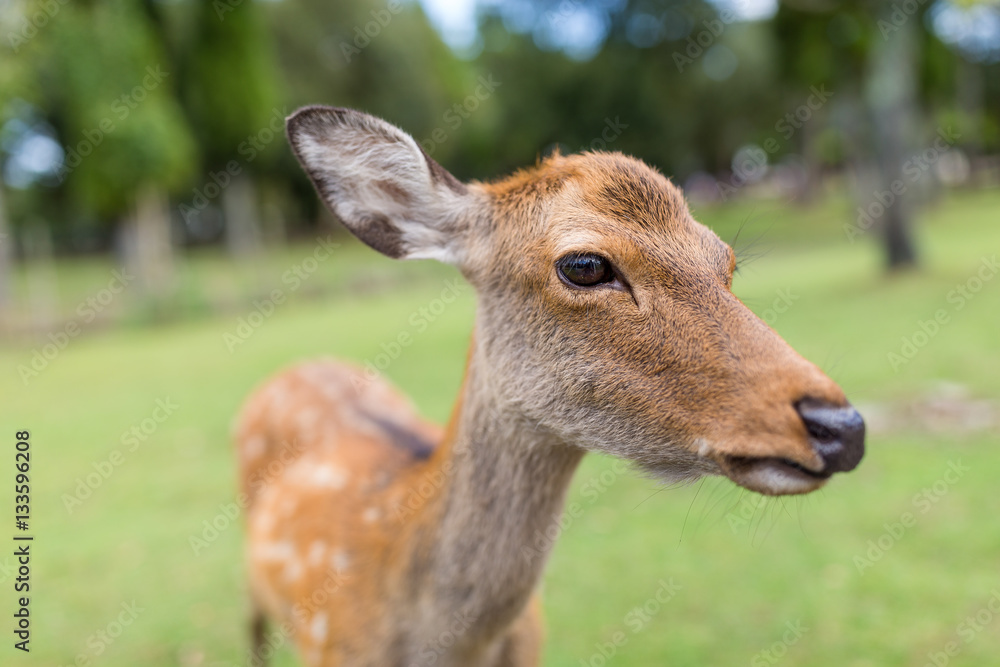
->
866;0;921;268
772;0;927;270
771;0;1000;270
771;4;865;203
0;81;19;325
0;0;995;274
180;0;281;255
0;184;10;322
472;0;775;181
41;0;197;295
0;8;46;324
265;0;486;189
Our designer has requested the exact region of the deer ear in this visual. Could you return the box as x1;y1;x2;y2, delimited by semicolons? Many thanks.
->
286;106;472;263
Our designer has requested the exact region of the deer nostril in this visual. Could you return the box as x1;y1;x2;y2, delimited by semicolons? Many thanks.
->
803;418;837;443
795;399;866;474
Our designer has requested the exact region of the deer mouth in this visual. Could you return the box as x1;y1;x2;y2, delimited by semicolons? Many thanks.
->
718;455;831;496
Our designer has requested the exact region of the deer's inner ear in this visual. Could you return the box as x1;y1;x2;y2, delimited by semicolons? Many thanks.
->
286;106;472;264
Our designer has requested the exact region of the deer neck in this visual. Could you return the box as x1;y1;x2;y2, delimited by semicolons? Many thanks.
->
420;334;585;643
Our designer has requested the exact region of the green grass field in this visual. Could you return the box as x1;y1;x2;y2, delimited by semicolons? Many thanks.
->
2;188;999;667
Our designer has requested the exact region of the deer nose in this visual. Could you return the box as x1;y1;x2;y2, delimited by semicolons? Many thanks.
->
795;399;866;474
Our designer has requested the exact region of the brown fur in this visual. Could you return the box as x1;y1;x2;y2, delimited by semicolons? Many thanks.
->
234;108;859;666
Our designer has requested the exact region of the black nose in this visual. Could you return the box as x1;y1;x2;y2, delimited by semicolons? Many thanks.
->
795;399;865;474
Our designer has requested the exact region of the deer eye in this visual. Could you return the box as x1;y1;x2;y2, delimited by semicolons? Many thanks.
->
557;254;615;287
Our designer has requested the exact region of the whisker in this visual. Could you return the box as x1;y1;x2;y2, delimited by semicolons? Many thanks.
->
678;477;706;545
756;499;783;546
705;481;743;526
631;483;670;511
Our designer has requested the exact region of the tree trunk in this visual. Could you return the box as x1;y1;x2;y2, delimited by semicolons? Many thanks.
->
23;221;57;335
258;181;288;246
0;184;12;325
956;57;982;158
795;111;821;204
866;6;920;270
120;185;174;300
223;173;262;257
956;57;986;186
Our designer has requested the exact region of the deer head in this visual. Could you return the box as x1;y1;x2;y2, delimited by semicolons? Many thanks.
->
287;106;864;497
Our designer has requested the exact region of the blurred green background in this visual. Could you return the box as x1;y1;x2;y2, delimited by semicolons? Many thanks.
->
1;0;999;665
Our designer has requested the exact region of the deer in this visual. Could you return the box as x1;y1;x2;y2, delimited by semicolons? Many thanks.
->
234;106;866;667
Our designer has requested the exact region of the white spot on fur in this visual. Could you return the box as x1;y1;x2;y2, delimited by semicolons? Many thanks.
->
283;559;303;582
256;540;294;562
309;612;328;643
695;438;712;458
311;464;347;489
308;540;326;566
362;507;380;523
331;549;351;572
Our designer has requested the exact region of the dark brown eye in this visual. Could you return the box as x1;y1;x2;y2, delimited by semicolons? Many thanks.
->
557;254;614;287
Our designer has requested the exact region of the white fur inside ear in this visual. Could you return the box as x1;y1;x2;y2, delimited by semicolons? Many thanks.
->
288;107;470;264
403;241;459;264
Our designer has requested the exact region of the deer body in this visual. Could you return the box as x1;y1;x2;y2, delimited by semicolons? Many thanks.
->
236;107;865;666
238;356;572;666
